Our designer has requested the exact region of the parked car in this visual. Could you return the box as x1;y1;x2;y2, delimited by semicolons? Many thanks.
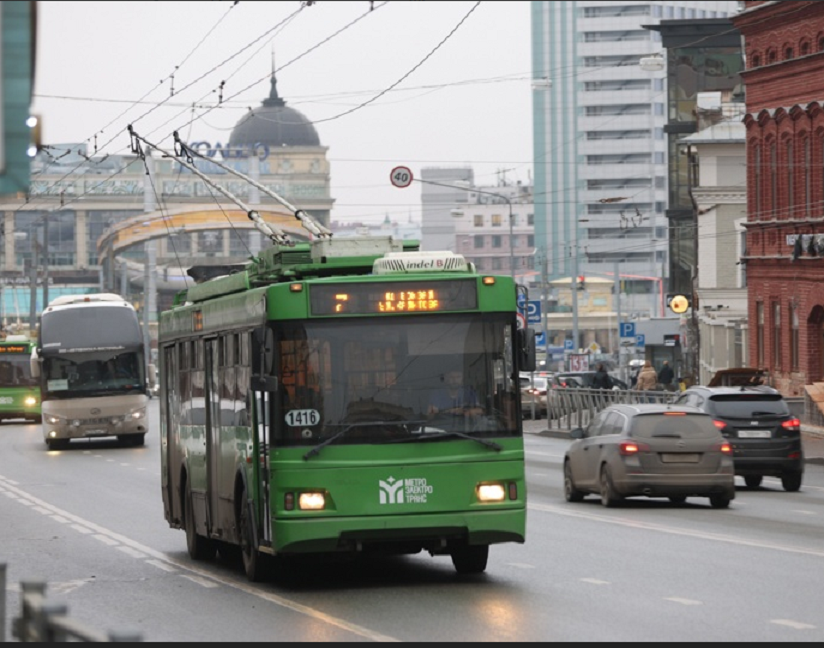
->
563;403;736;508
673;385;803;491
555;371;629;390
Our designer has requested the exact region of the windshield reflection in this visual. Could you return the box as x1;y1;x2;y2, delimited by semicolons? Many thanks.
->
42;351;145;398
274;314;518;447
0;356;38;388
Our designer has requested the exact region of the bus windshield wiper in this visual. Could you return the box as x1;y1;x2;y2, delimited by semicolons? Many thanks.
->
416;429;503;452
303;420;422;460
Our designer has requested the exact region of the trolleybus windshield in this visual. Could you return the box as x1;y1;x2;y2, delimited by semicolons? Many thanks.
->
0;350;37;387
272;313;518;448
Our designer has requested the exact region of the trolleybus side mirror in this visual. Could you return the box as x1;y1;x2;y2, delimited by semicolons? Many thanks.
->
518;328;537;373
30;347;41;379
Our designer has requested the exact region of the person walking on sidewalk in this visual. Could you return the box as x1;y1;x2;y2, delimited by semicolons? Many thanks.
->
636;360;658;402
658;360;675;391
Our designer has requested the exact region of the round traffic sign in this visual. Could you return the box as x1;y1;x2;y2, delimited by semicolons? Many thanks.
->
390;166;413;188
516;312;526;330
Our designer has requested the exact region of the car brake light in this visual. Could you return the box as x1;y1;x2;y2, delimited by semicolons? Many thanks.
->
713;420;727;429
781;418;801;430
719;442;732;455
620;441;650;456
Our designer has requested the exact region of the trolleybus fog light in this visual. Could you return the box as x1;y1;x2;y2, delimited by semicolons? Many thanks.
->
476;483;506;503
24;396;37;407
298;492;326;511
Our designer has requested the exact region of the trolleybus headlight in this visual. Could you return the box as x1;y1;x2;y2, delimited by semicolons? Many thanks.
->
24;396;37;408
476;483;506;503
298;492;326;511
130;409;145;420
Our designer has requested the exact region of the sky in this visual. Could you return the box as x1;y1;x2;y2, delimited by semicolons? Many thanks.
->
31;1;534;226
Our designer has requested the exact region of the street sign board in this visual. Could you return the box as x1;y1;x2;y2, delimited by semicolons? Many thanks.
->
535;332;546;348
526;300;541;324
636;334;646;349
569;353;589;372
619;322;635;338
390;166;413;188
516;312;526;330
564;339;574;351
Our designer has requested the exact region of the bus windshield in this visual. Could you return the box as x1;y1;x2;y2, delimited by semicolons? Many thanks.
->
0;354;37;387
273;313;518;447
41;351;145;399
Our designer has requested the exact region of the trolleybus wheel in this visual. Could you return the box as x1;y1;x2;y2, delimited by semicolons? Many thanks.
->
450;544;489;574
185;486;216;561
46;438;69;451
239;490;268;582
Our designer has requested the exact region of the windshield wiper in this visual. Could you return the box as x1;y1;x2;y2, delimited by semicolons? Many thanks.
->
414;429;503;452
303;420;423;460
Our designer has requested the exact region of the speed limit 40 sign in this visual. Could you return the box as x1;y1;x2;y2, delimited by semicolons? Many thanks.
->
390;166;413;188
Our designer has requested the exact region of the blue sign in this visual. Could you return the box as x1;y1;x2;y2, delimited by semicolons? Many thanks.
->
535;332;546;348
564;339;574;351
517;295;526;309
636;334;646;349
619;322;636;339
526;300;541;324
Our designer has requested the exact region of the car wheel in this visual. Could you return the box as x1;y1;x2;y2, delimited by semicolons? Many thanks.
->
451;545;489;575
669;496;687;505
599;465;621;508
185;485;216;561
781;471;803;493
744;475;763;489
709;495;731;509
564;462;585;503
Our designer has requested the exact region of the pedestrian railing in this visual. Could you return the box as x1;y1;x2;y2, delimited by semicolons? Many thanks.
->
1;563;142;642
544;387;680;431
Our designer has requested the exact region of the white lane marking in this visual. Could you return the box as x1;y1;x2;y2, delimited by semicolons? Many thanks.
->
120;463;130;467
71;525;93;535
117;546;148;559
530;502;824;559
665;598;702;606
51;515;69;524
792;510;817;516
581;578;610;586
771;620;816;631
527;450;563;458
505;563;536;570
181;575;220;589
51;580;92;596
0;473;401;643
33;507;51;515
146;560;178;573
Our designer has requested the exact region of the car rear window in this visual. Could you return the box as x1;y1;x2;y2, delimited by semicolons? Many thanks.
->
631;413;719;439
707;394;790;418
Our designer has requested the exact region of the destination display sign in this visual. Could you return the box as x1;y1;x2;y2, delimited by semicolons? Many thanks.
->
310;280;478;316
0;345;29;354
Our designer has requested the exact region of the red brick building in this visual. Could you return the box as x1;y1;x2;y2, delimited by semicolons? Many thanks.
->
733;1;824;397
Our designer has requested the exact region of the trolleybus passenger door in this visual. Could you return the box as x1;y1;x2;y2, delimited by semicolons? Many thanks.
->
204;338;221;535
251;326;274;546
161;345;181;524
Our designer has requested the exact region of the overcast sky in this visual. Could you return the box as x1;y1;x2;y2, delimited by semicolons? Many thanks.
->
31;1;533;225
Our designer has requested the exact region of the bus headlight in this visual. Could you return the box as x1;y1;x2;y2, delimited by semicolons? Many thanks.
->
46;415;61;425
298;492;326;511
476;483;506;503
130;409;145;420
24;396;38;408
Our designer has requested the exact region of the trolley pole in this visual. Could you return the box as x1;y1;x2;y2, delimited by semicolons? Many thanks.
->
142;151;157;371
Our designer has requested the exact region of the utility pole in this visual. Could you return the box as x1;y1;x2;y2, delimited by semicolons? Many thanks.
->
571;242;579;353
615;261;623;384
28;224;38;330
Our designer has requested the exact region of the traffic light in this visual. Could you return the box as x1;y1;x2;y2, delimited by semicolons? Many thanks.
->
577;275;585;291
667;294;691;314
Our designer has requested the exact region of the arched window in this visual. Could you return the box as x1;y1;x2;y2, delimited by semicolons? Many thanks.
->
770;141;778;218
785;47;794;60
819;35;824;51
800;40;811;56
804;137;811;218
767;48;778;64
752;54;762;67
755;144;762;218
786;139;794;215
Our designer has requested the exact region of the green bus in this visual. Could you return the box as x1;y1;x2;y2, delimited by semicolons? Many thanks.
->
159;239;535;581
0;335;41;424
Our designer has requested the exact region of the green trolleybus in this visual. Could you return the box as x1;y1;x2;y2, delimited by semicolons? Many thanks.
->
159;237;535;581
0;335;41;423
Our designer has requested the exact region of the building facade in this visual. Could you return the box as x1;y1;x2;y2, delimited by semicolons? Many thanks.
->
734;0;824;397
530;1;740;315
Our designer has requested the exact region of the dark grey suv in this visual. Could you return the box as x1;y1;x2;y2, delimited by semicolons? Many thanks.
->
674;386;803;491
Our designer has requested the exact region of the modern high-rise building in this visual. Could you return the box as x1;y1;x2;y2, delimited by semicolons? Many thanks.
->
530;1;741;316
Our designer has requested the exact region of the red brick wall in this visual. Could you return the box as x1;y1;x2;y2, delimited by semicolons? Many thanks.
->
735;1;824;393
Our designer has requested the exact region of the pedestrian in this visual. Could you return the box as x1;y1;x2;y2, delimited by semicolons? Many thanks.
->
635;360;658;402
658;360;675;391
591;363;614;389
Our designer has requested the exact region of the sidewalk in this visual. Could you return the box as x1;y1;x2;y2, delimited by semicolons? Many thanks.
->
524;419;824;466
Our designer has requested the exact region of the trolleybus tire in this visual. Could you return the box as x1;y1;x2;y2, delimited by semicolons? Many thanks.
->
450;544;489;574
239;491;268;582
185;485;216;561
46;438;70;451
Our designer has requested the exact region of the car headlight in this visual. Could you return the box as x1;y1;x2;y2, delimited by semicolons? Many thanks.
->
24;396;38;408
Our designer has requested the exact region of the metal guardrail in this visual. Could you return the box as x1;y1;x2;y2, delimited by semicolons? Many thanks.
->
543;387;680;431
1;563;142;642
